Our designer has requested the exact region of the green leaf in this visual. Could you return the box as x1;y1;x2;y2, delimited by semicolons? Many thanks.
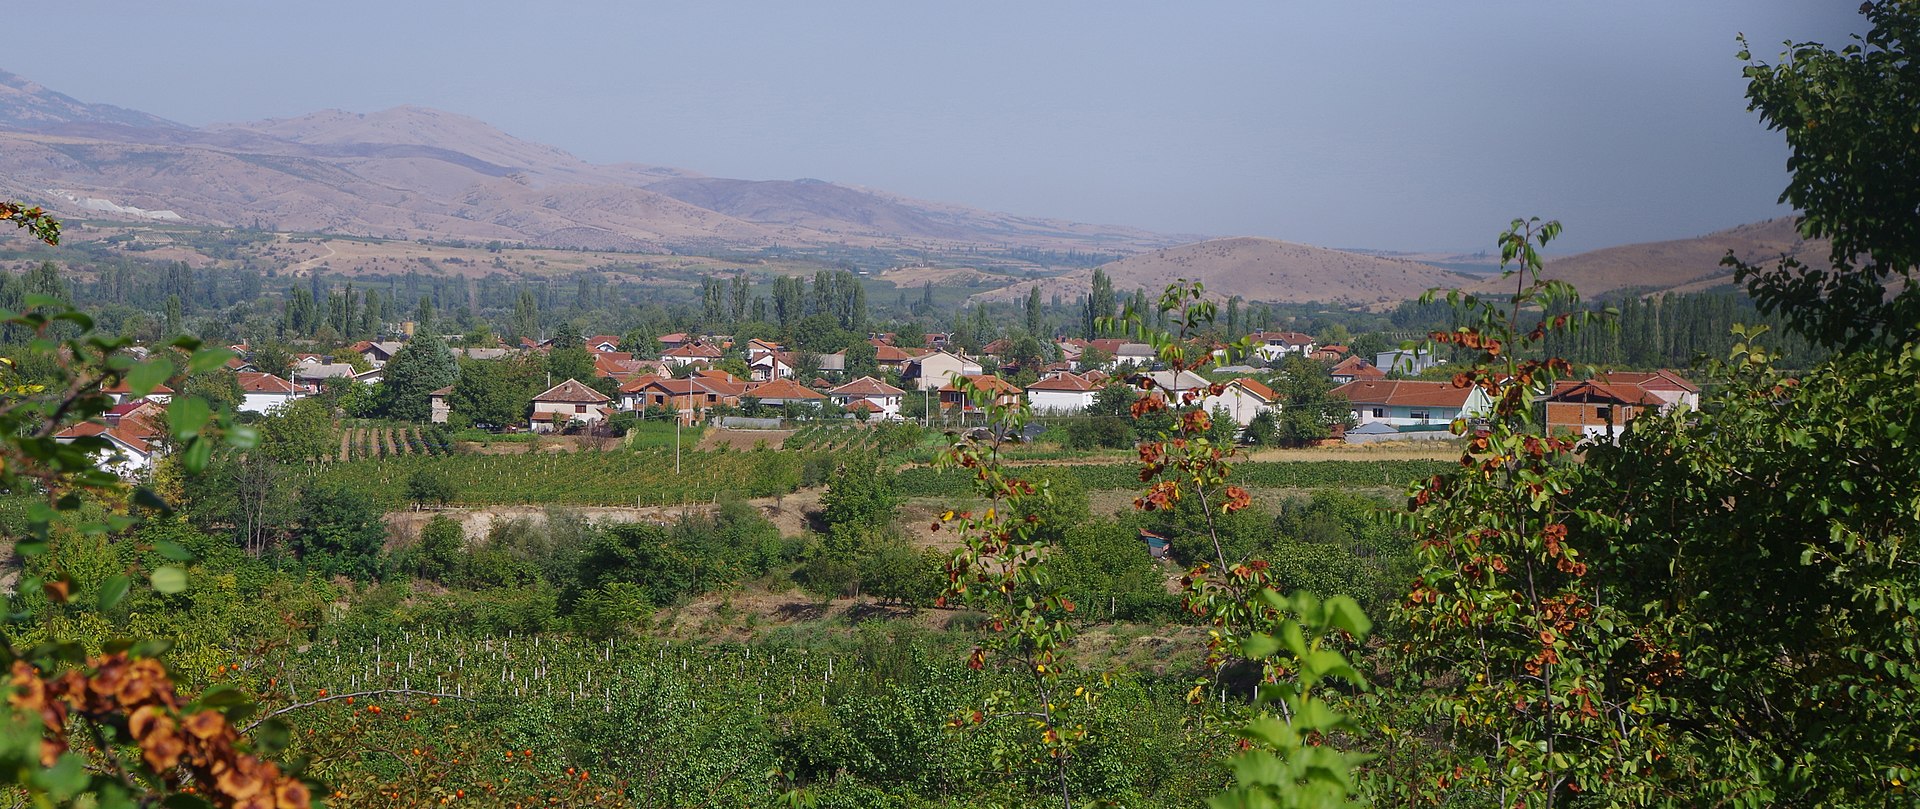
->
154;540;196;562
162;794;215;809
151;565;188;594
197;684;252;708
98;574;131;611
132;637;174;658
187;347;236;375
251;718;292;755
1241;632;1281;660
36;751;89;798
182;438;212;474
127;355;175;398
131;486;171;512
169;396;211;440
1325;596;1373;639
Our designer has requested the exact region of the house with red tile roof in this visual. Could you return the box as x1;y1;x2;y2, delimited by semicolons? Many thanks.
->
938;375;1023;415
1250;331;1317;362
1545;379;1669;440
1591;370;1699;410
746;378;827;408
1024;371;1099;414
1333;379;1493;428
103;379;173;405
828;376;906;420
661;341;725;368
237;372;313;415
585;335;624;353
55;400;165;478
530;379;612;432
1330;356;1387;384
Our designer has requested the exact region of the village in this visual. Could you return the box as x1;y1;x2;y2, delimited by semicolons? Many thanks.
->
59;322;1700;479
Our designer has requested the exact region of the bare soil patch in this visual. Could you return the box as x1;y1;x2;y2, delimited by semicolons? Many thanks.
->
698;428;793;452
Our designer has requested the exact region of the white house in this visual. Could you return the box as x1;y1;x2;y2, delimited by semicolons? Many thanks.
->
1332;379;1491;428
103;380;173;405
530;379;611;432
238;372;311;415
1250;331;1317;362
1375;349;1440;376
828;376;906;420
54;400;165;478
1201;378;1279;427
901;351;983;392
661;341;724;369
1132;370;1213;407
749;351;795;382
1024;372;1099;414
1114;343;1157;368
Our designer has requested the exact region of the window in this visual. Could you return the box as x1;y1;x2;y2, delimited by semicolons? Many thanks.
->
1410;409;1431;421
1596;405;1613;422
1371;407;1385;418
575;404;587;414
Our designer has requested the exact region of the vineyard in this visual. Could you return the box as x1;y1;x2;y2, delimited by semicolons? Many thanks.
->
339;423;457;461
892;458;1451;498
312;448;824;508
780;424;884;453
234;629;1217;807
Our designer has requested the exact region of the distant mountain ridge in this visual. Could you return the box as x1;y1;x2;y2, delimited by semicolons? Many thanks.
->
0;69;1183;255
1474;217;1827;298
0;70;185;131
973;237;1476;309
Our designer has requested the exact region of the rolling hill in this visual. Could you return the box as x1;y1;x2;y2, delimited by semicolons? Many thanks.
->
1474;217;1829;298
0;69;1183;256
971;237;1476;308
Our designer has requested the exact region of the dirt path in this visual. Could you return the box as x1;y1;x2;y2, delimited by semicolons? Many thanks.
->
288;239;336;275
338;427;352;461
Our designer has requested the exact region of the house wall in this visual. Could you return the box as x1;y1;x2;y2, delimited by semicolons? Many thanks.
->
837;394;902;419
1027;389;1093;413
1201;387;1270;427
912;355;971;391
1545;402;1650;437
531;401;604;431
241;392;297;415
1351;403;1466;428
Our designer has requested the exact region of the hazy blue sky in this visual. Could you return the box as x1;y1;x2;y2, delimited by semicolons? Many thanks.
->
2;2;1863;252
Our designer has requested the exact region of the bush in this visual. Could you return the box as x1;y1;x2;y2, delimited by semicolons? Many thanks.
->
406;467;458;507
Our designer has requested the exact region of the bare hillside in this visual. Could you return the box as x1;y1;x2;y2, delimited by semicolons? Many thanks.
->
973;237;1473;307
0;68;1187;256
1474;217;1829;297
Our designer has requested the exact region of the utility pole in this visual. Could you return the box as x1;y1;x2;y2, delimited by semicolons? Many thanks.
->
675;411;682;476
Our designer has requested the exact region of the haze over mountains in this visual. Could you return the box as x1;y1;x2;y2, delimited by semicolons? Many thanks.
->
0;68;1789;304
0;69;1181;255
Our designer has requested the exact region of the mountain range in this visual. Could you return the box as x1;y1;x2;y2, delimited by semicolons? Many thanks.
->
0;69;1182;255
1;68;1800;305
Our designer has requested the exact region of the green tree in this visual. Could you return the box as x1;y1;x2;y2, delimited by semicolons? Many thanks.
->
451;355;544;428
819;454;897;531
293;484;386;579
257;396;336;464
378;336;458;422
406;467;458;507
250;340;295;381
413;514;464;583
1733;2;1920;350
